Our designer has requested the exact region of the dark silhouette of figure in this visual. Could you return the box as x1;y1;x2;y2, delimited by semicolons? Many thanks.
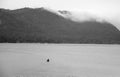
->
47;59;49;62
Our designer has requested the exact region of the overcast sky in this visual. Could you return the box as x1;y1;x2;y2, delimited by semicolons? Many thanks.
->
0;0;120;29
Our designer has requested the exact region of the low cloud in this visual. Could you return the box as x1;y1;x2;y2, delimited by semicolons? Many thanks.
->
41;7;120;30
58;10;120;30
58;10;105;23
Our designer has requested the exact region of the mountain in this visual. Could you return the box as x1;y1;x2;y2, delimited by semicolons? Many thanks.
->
0;7;120;44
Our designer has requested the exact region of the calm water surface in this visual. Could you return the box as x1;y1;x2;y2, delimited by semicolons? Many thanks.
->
0;43;120;77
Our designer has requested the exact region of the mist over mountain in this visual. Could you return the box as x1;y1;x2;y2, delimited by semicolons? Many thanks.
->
58;10;104;22
0;7;120;44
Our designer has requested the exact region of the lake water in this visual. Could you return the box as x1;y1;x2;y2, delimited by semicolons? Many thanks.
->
0;43;120;77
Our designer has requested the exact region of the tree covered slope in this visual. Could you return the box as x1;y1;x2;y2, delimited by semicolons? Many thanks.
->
0;8;120;44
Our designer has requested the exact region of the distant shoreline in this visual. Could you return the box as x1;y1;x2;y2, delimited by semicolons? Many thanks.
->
0;43;120;45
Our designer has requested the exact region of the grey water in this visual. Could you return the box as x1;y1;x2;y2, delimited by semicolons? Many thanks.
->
0;43;120;77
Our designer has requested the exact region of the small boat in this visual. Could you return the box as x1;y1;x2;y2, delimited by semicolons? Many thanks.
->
47;59;49;62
